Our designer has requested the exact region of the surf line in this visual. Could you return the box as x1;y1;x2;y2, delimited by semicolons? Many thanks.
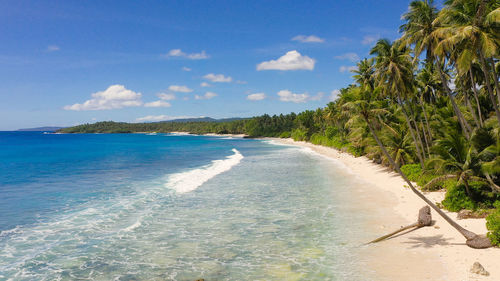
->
165;148;243;193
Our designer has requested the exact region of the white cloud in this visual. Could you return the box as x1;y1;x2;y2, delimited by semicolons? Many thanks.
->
47;45;60;52
200;82;212;87
257;50;315;71
362;35;379;45
334;52;359;62
339;65;356;73
144;100;171;107
135;115;197;122
291;35;324;43
182;66;192;71
203;73;232;83
277;90;309;103
164;49;209;60
247;93;266;101
168;85;193;93
329;89;341;101
236;80;247;84
64;85;142;111
195;91;217;100
157;93;176;100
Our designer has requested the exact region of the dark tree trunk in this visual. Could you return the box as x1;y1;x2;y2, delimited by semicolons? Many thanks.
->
470;70;484;127
479;52;500;127
363;115;479;242
436;60;472;139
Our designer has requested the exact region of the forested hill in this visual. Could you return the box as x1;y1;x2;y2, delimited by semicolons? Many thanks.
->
60;0;500;245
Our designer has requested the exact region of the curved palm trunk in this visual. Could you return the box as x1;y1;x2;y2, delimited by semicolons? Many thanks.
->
436;62;472;139
470;70;484;127
479;52;500;127
365;120;480;243
364;116;477;241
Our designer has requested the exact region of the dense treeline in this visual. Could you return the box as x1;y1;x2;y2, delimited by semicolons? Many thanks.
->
61;0;500;245
60;120;248;135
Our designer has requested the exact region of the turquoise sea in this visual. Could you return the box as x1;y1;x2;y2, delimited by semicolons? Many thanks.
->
0;132;376;280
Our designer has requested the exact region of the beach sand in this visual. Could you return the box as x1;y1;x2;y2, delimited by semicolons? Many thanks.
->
272;138;499;281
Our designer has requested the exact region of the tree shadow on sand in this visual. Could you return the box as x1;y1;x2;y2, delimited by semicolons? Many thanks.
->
402;235;461;249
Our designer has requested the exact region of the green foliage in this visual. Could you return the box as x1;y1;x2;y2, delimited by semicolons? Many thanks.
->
442;183;478;212
400;164;444;190
291;128;307;141
486;201;500;246
442;181;500;212
279;131;291;138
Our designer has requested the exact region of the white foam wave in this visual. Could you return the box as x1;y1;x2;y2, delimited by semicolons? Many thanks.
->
165;148;243;193
0;226;23;238
123;220;142;232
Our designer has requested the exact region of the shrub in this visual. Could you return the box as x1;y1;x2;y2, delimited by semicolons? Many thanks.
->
279;131;291;138
291;128;307;141
486;201;500;246
400;164;447;190
441;183;477;212
441;181;500;212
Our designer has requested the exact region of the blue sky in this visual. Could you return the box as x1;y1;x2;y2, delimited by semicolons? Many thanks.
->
1;0;425;130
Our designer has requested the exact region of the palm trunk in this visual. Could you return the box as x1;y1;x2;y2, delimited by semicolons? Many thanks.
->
436;60;472;139
489;58;500;106
479;52;500;127
364;116;477;241
420;95;433;142
420;118;431;157
462;177;473;198
484;172;500;193
398;96;425;169
470;70;484;127
465;92;481;129
409;104;428;157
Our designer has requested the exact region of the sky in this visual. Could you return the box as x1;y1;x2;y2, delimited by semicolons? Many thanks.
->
0;0;429;130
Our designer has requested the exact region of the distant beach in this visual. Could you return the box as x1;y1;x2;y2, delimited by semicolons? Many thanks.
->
271;138;500;280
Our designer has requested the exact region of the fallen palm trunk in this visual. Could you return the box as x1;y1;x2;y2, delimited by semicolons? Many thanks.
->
368;206;432;244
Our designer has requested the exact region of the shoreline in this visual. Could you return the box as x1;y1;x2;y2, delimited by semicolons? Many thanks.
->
270;138;498;280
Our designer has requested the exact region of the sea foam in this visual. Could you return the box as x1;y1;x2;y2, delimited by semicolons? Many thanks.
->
165;148;243;193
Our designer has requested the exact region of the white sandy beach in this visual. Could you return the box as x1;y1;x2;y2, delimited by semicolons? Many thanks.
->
273;138;499;281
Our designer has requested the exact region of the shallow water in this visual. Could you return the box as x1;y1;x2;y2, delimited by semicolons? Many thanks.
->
0;132;374;280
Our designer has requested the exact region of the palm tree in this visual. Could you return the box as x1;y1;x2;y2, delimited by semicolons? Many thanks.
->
352;58;375;91
416;63;441;143
370;39;427;168
400;0;474;139
426;131;484;196
382;121;416;168
434;0;500;127
400;0;440;65
345;62;490;248
473;127;500;192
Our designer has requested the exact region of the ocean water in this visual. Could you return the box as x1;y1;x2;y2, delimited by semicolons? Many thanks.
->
0;132;375;280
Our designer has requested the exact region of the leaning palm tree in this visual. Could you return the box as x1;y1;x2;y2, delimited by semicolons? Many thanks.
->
345;62;492;248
